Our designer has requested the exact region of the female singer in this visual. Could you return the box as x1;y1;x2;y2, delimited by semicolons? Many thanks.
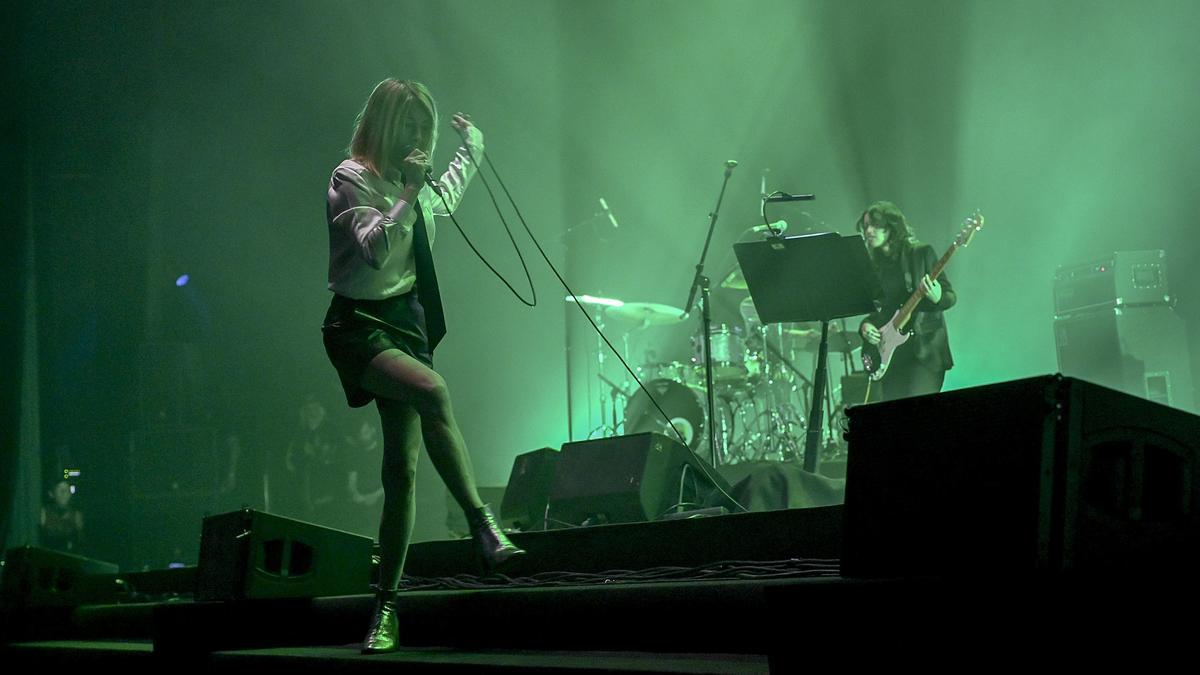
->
322;79;524;653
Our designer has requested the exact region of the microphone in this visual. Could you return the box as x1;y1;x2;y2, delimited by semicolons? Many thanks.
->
424;168;444;195
598;197;619;229
764;192;815;203
751;220;788;234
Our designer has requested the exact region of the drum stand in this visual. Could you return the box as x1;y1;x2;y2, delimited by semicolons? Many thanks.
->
597;373;628;437
588;306;618;439
759;335;813;461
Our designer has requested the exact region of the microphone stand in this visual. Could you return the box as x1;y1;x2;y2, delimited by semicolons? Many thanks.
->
681;161;737;467
804;321;831;473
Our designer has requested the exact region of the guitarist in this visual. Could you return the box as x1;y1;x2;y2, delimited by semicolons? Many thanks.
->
856;201;957;401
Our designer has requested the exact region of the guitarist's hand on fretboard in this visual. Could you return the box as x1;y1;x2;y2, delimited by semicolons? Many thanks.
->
920;274;943;305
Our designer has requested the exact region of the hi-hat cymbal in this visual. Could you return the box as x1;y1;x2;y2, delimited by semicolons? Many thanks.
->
770;323;862;352
606;302;687;326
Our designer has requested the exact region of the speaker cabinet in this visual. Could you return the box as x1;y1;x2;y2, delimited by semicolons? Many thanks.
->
0;546;119;608
500;447;559;531
1055;304;1195;413
547;432;734;527
196;509;373;601
1053;250;1169;315
842;375;1200;578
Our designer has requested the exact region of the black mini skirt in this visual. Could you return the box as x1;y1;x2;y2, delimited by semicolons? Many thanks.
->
322;291;433;408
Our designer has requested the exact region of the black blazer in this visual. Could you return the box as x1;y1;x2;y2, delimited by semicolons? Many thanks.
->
861;242;957;372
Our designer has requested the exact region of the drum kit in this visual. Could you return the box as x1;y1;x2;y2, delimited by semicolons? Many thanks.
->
569;263;862;466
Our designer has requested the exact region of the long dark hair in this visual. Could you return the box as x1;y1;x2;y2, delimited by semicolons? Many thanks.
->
856;201;915;261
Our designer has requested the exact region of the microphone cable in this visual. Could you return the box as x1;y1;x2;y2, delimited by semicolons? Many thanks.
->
442;126;689;450
760;190;789;237
426;156;537;307
446;126;747;514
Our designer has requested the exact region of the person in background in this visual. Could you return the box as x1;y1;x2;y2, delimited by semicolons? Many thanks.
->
40;479;83;553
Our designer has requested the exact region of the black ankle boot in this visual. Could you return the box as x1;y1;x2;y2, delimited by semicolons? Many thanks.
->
361;586;400;654
466;505;525;570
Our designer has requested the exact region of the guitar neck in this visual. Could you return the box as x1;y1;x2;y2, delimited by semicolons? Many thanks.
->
893;244;958;331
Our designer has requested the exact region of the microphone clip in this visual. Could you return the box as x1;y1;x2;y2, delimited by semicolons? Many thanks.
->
764;191;815;204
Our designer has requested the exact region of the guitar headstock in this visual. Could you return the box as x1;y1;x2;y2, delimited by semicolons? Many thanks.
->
954;210;984;247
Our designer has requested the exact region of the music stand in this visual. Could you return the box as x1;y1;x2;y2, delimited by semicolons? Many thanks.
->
733;232;881;472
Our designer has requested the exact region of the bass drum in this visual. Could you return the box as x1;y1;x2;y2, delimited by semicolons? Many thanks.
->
623;379;732;459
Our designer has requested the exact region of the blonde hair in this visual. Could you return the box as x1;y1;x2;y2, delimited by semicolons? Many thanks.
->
348;79;439;178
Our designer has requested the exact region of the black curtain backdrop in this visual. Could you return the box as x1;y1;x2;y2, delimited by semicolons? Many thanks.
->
1;4;30;551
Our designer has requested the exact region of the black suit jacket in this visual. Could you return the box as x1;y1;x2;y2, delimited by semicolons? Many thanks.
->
860;242;957;372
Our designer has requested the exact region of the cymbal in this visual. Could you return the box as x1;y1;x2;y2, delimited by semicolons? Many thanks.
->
564;294;625;308
606;302;687;326
719;267;748;290
781;326;820;338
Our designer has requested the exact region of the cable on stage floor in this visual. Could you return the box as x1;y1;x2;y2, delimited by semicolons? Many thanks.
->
398;558;840;591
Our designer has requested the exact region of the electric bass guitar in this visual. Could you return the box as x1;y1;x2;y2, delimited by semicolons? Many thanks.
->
861;211;984;381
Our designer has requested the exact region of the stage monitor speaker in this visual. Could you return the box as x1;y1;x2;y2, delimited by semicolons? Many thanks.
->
196;509;374;601
1054;304;1195;413
499;447;559;531
842;375;1200;578
0;546;119;608
547;432;735;527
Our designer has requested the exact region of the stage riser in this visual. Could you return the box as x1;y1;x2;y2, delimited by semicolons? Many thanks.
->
405;505;842;578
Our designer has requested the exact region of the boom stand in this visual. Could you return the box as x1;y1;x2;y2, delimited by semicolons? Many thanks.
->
680;161;738;467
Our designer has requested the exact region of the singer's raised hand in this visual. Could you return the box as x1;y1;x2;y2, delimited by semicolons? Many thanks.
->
400;148;430;187
451;112;483;149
